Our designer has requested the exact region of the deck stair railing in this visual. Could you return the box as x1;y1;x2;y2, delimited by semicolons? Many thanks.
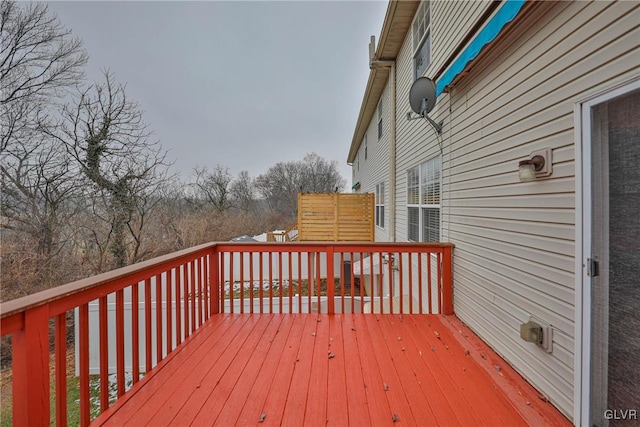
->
266;223;298;242
0;241;452;426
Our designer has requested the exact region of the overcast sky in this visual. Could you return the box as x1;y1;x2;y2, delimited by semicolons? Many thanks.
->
47;1;388;185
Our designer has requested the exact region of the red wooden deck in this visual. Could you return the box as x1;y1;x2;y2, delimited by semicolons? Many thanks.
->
93;314;569;427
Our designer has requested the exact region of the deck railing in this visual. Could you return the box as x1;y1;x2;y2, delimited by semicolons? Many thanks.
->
0;241;453;426
266;223;298;242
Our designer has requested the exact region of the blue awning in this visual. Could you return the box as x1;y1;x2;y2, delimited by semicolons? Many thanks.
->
436;0;526;96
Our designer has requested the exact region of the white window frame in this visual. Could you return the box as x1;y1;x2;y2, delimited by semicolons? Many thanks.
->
377;98;383;140
375;182;385;229
364;134;368;160
412;1;431;80
407;156;440;242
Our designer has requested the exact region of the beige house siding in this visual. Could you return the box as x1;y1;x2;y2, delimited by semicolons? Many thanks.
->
395;0;493;242
394;5;443;244
393;5;448;315
445;0;640;419
352;85;392;242
349;0;639;421
429;0;493;77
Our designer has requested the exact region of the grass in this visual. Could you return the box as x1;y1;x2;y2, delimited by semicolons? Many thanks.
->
226;278;362;299
0;349;105;426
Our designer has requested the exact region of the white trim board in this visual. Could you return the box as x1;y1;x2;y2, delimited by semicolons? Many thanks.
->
574;76;640;426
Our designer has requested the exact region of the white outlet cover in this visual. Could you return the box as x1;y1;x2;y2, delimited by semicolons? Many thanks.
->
530;316;553;353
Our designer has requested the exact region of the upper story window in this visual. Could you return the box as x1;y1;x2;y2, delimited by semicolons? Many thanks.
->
375;182;385;229
413;1;431;80
377;98;383;139
364;134;368;160
407;156;440;242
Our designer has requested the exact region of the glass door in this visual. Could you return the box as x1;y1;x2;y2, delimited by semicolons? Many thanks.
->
588;86;640;426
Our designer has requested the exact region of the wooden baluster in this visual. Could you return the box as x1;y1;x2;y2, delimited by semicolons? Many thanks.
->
79;304;90;426
229;254;234;314
155;275;162;364
238;252;244;313
55;312;68;427
269;252;273;314
99;296;109;411
145;278;153;371
132;282;141;383
116;289;125;396
166;270;173;355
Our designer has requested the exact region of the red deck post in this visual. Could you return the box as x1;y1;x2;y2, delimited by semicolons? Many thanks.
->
210;247;219;314
440;246;454;315
326;246;335;314
12;305;50;426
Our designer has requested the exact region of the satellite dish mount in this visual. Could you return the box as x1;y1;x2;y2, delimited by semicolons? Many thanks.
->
407;77;443;134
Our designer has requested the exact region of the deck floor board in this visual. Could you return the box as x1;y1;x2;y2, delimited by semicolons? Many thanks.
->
326;316;348;427
231;314;297;426
178;315;274;426
341;315;372;427
113;314;244;425
95;314;570;427
375;315;440;425
361;315;418;426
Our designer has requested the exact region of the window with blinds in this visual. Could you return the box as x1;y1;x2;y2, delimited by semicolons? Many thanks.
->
407;156;440;242
375;182;385;228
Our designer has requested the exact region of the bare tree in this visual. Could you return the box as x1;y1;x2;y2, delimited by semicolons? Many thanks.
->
47;70;171;270
190;164;233;213
230;170;256;213
255;161;302;218
1;0;87;150
300;152;346;193
0;135;83;299
1;134;79;257
255;153;345;218
0;0;88;299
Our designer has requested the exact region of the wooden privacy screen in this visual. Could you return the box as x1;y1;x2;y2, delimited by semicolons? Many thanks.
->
297;193;374;241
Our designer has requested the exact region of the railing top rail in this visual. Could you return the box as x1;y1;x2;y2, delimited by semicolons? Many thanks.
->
0;241;454;320
215;241;455;250
0;242;215;319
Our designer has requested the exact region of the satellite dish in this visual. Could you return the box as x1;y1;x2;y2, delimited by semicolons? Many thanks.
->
407;76;442;134
409;77;437;116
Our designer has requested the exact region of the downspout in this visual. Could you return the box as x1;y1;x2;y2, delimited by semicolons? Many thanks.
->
389;63;396;242
370;57;397;242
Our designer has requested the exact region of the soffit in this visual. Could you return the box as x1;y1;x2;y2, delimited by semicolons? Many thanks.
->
347;0;420;164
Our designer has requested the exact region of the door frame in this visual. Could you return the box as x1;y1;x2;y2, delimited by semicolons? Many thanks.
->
574;77;640;426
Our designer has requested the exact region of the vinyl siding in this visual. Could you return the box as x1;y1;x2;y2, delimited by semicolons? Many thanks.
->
429;0;493;76
445;0;640;419
349;0;638;419
352;85;392;242
394;8;444;243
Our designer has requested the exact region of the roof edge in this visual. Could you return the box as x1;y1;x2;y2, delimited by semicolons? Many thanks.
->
347;1;419;164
